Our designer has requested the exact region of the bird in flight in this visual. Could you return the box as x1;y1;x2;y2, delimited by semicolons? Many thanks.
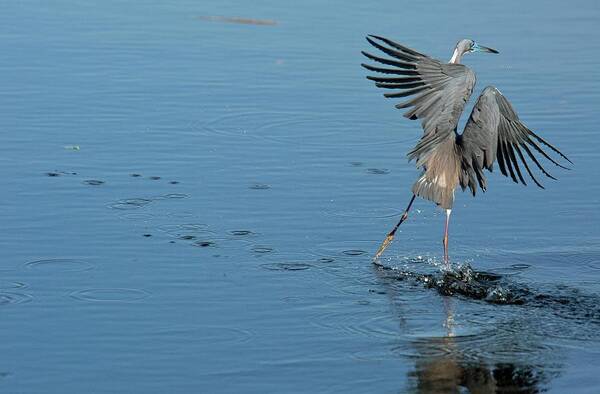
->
361;35;571;266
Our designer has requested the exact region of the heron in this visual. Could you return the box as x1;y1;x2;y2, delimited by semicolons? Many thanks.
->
362;36;571;266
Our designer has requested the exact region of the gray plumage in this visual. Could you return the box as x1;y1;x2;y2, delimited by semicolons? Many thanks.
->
362;35;571;209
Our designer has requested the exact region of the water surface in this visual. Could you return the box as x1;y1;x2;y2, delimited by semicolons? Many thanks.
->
1;0;600;392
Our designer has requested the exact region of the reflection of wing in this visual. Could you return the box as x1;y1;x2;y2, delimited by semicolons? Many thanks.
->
459;86;571;195
361;35;476;166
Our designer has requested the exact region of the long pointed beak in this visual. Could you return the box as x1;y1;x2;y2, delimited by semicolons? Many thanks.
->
480;45;499;54
474;43;499;54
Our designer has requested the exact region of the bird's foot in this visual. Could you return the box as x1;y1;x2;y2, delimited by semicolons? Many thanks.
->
373;232;395;261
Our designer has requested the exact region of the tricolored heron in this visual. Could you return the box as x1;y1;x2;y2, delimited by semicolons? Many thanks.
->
362;36;571;266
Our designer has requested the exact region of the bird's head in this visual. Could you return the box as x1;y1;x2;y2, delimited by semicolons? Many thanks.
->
451;39;499;63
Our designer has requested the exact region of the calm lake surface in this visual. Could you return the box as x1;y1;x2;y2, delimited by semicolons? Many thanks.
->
2;1;600;392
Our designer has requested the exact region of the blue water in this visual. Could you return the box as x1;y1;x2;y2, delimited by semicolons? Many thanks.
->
1;1;600;392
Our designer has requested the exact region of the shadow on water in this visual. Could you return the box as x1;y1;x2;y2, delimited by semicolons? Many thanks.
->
371;258;600;393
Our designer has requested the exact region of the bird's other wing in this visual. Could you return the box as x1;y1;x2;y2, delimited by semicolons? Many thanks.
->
361;35;476;167
459;86;572;195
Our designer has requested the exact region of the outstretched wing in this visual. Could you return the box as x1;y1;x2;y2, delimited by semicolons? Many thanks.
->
361;35;476;166
459;86;571;195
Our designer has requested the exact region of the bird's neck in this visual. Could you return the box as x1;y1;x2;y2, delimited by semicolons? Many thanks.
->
449;48;462;64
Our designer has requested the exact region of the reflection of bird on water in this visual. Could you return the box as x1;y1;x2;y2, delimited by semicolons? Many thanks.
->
371;265;560;393
411;337;552;393
361;36;571;265
411;299;551;394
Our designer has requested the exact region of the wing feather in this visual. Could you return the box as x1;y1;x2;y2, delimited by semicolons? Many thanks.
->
459;86;570;193
362;35;476;167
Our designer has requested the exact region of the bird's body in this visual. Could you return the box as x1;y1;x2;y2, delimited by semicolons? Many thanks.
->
362;36;571;263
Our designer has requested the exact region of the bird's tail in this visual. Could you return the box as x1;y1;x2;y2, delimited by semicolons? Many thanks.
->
412;172;455;210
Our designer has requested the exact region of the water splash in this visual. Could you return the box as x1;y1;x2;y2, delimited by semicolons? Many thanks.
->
375;260;600;323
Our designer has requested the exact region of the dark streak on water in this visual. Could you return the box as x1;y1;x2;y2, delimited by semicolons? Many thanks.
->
228;230;254;236
260;262;313;271
366;168;390;175
83;179;105;186
193;240;216;248
251;246;274;254
249;183;271;190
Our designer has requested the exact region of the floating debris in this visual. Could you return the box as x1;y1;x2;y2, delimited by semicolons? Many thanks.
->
64;145;80;150
197;15;277;26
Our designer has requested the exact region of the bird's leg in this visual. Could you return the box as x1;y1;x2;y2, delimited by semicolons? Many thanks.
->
442;209;452;269
373;194;416;261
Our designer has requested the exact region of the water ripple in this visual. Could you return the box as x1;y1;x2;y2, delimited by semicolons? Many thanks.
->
193;240;217;248
108;198;153;210
366;168;391;175
157;223;213;238
117;212;154;221
0;281;26;290
24;258;94;272
151;325;253;344
70;288;150;302
323;207;402;219
152;193;190;200
228;230;255;237
260;262;313;271
0;292;33;306
310;305;402;340
191;111;412;147
251;246;274;254
308;240;376;259
82;179;105;186
249;183;271;190
342;249;368;257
